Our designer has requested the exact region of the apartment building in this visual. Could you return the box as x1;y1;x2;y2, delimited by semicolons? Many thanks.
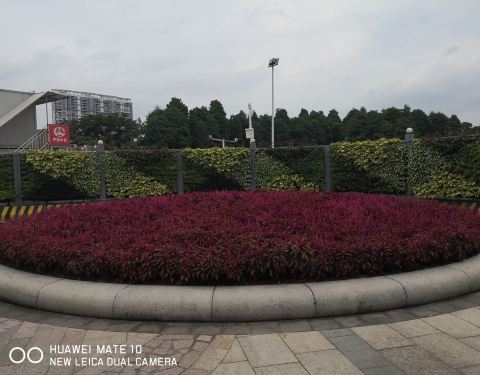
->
52;89;133;122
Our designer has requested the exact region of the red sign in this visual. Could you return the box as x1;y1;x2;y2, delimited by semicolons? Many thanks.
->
48;124;70;146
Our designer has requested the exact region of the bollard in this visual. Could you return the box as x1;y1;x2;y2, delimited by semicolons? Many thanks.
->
12;153;22;203
176;150;184;195
250;139;257;190
96;140;107;200
324;145;332;191
404;128;414;196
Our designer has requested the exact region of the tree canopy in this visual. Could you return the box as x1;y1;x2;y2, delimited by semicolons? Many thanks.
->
70;114;141;149
71;99;479;149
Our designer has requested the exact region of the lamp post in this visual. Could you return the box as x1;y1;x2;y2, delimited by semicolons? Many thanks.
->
209;135;238;148
268;57;279;148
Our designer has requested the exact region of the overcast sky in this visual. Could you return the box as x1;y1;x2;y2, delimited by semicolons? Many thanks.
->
1;0;479;125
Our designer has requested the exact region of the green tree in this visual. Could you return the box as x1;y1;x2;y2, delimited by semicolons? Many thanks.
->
142;98;190;148
70;114;141;149
209;100;228;138
189;106;212;148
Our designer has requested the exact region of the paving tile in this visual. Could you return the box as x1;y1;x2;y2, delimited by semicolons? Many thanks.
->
157;335;195;340
29;324;68;355
130;322;165;334
341;348;392;369
384;309;417;323
221;323;252;335
460;365;480;375
383;345;459;374
462;293;480;306
460;336;480;351
359;312;392;325
0;320;21;331
222;340;247;363
248;322;281;335
278;320;311;333
352;325;413;349
320;328;354;338
197;335;212;342
406;306;439;318
237;334;297;368
443;298;477;310
453;308;480;327
297;349;363;375
254;362;309;375
334;316;366;328
279;331;334;353
160;324;196;335
361;365;405;375
426;301;466;314
61;328;87;346
12;321;39;339
0;337;31;366
210;335;235;350
389;319;440;338
0;325;22;353
192;342;209;352
83;330;127;345
182;369;209;375
328;335;371;352
192;346;229;372
191;324;224;335
412;333;480;368
307;318;341;331
422;314;480;338
211;361;254;375
173;339;194;350
180;350;202;368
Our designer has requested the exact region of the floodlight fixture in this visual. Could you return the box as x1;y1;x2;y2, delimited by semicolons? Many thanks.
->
268;58;279;67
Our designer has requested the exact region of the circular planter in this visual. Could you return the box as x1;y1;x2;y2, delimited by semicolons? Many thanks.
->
1;254;479;322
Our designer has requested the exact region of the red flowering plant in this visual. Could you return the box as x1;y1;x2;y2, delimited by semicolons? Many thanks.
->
1;191;479;285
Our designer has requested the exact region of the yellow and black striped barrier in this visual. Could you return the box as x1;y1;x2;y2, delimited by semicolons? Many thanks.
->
438;199;480;212
0;204;65;222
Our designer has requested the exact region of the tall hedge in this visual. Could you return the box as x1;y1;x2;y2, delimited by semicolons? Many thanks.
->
0;154;15;202
1;136;479;203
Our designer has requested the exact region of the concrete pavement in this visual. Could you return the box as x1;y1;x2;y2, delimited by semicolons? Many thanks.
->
0;292;480;374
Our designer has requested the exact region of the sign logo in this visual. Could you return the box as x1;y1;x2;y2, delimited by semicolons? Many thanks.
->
48;124;71;146
53;126;66;138
9;347;44;364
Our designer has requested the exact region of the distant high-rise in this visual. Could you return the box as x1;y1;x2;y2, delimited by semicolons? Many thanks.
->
52;89;133;123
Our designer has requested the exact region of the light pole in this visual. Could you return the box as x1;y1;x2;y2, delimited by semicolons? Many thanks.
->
268;57;279;148
209;135;238;148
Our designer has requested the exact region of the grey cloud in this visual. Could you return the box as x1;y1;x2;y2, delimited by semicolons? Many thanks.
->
0;0;479;125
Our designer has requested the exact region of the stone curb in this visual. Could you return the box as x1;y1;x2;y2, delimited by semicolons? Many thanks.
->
0;255;480;322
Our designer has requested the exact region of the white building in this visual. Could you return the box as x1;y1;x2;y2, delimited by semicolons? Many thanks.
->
0;89;67;150
52;89;133;123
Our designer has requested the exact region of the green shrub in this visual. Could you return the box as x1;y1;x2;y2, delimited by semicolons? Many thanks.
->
414;171;480;198
115;176;169;198
115;150;178;192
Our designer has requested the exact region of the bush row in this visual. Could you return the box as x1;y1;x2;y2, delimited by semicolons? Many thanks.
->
1;136;479;201
1;191;479;284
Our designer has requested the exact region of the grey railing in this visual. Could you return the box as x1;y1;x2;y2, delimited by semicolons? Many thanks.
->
15;128;49;153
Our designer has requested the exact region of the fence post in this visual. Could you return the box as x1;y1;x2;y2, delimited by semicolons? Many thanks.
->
404;128;414;196
12;153;22;203
250;140;257;190
176;150;184;194
96;141;107;200
323;145;332;191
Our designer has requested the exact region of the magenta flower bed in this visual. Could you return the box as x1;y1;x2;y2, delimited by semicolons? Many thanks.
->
1;191;479;284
